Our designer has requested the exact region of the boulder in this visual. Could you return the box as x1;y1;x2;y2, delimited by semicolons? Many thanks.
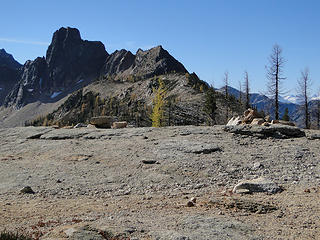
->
271;120;295;126
250;118;265;125
243;108;261;123
233;177;282;194
112;121;127;129
226;116;242;126
224;125;305;139
90;116;114;128
264;115;271;122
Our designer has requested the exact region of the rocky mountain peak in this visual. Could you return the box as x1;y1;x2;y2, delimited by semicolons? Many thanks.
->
4;27;108;108
44;26;108;88
102;49;135;76
102;45;188;79
0;48;22;69
132;45;187;78
54;27;81;42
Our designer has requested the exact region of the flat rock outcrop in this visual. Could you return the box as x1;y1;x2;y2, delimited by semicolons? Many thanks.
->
233;177;283;194
0;125;319;239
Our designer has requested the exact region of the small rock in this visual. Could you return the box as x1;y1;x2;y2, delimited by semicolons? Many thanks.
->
264;115;271;122
186;201;195;207
277;210;285;218
226;116;242;126
233;177;282;194
243;108;262;123
308;133;320;140
251;118;265;125
142;160;157;164
271;120;295;126
191;197;197;203
112;121;128;129
235;189;251;194
253;162;263;170
125;227;137;234
20;186;35;194
73;123;87;128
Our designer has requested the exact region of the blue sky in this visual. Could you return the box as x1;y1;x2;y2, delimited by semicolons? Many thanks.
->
1;0;319;94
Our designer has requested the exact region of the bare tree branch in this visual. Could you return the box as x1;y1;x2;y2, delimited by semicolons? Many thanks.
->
266;44;286;120
297;68;312;129
243;70;250;109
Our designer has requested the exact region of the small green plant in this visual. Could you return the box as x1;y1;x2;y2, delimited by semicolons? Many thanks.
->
0;230;32;240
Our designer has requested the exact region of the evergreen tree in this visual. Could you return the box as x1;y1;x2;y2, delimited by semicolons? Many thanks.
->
223;71;229;122
151;78;167;127
282;107;290;121
203;86;217;125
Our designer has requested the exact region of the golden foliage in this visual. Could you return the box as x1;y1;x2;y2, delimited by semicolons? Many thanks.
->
151;78;167;127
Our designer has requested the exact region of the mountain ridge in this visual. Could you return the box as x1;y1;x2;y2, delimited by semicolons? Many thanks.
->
1;27;238;128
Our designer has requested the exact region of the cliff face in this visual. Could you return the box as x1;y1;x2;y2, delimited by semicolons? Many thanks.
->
4;27;108;108
4;57;48;107
0;49;22;105
46;27;108;89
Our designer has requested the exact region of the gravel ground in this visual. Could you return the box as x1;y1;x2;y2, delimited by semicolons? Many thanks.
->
0;125;319;239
